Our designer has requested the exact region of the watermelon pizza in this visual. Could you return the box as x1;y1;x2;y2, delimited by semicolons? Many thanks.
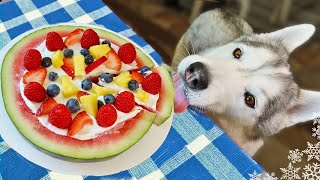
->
1;25;173;159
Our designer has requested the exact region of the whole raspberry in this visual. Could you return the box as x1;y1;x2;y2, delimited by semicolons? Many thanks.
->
114;91;135;113
118;43;136;64
23;49;42;71
46;32;65;51
96;105;117;127
142;73;161;95
81;29;100;49
48;104;73;129
23;82;46;102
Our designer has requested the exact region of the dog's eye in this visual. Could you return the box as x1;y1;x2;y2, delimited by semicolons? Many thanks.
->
244;92;255;108
233;48;242;59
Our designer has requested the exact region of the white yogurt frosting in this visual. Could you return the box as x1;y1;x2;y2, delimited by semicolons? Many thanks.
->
19;36;159;140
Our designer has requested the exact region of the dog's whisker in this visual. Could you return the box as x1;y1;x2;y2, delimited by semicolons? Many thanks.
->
190;40;196;55
179;40;191;56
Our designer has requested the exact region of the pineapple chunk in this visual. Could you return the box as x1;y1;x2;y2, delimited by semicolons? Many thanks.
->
89;45;111;60
135;89;149;102
73;55;85;77
80;94;98;117
61;75;79;98
92;85;116;96
114;71;131;88
51;50;64;68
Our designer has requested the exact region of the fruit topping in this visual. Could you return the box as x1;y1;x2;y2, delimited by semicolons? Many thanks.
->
98;100;104;110
85;56;107;74
92;85;116;96
67;111;93;137
142;73;161;95
73;55;85;77
46;32;65;51
66;98;80;113
77;91;89;102
114;71;131;88
24;49;42;71
81;79;92;90
135;89;149;102
63;49;74;58
114;91;135;113
104;49;122;71
24;82;46;102
51;50;64;68
131;71;143;83
36;98;58;117
49;72;58;81
140;66;151;76
102;40;111;47
48;104;72;129
64;28;84;47
89;44;111;59
128;80;139;91
96;105;117;127
41;57;52;68
118;43;136;64
80;94;98;117
80;48;90;56
100;73;113;83
84;54;94;65
61;57;75;79
46;84;60;97
23;67;47;85
81;29;100;49
104;94;115;104
61;75;79;98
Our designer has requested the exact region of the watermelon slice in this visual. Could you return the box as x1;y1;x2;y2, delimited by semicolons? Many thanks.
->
1;25;172;159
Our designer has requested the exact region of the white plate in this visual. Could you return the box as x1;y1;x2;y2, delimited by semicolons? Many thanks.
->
0;23;173;176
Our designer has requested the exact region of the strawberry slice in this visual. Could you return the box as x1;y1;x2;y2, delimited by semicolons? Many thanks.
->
85;56;107;74
77;91;89;102
23;67;47;85
61;57;74;79
105;49;122;71
131;71;144;83
67;111;93;137
64;28;84;47
36;98;58;116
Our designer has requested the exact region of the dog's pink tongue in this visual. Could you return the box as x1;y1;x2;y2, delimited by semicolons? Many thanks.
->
174;74;189;113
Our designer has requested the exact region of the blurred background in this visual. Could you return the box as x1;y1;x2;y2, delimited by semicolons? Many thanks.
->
104;0;320;176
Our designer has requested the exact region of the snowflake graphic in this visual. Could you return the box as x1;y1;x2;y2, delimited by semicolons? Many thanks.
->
280;163;301;180
313;112;320;125
249;171;278;180
302;163;320;180
302;142;320;161
312;125;320;140
288;149;303;163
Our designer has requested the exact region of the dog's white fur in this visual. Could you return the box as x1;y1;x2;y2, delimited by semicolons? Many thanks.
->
172;9;317;155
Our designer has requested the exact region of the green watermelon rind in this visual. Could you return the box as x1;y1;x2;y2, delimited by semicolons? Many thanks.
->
1;25;159;159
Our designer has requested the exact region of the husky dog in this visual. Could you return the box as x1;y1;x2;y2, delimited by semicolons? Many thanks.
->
172;9;316;156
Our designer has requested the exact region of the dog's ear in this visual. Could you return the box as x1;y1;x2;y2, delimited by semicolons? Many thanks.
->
288;89;320;124
268;24;315;53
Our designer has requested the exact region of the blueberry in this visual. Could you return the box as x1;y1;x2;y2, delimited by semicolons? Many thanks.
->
85;55;94;65
48;72;58;81
63;49;74;58
104;94;115;104
128;80;139;91
140;66;151;75
101;40;111;47
81;79;92;90
80;48;89;56
47;84;60;97
41;57;52;67
98;100;104;110
100;73;113;83
66;99;80;113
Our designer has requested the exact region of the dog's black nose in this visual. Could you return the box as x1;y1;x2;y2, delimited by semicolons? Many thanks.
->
185;62;208;90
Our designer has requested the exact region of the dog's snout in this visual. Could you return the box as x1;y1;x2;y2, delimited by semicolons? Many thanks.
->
185;62;208;90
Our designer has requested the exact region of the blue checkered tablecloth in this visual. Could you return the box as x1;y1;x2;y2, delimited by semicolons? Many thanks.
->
0;0;264;179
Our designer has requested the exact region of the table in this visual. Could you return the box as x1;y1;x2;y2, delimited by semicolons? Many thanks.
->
0;0;264;179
